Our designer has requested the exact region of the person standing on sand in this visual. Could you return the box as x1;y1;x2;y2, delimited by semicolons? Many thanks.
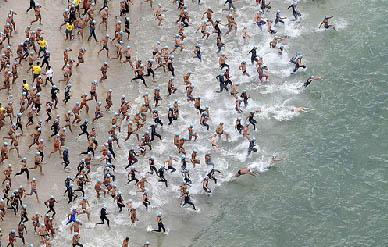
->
26;178;39;202
44;196;57;217
72;232;83;247
30;4;42;25
87;20;98;42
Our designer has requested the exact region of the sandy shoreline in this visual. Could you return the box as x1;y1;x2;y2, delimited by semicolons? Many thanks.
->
0;0;169;245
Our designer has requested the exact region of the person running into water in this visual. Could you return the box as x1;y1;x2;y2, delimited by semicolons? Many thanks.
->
152;212;166;233
96;207;110;228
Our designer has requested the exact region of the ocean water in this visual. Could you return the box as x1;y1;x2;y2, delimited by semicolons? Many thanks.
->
190;0;388;246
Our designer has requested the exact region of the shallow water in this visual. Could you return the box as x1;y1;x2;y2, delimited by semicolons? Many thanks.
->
190;0;388;247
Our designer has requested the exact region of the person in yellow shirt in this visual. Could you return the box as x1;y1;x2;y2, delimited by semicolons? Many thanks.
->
74;0;81;12
32;62;42;81
37;37;47;56
22;79;30;94
65;21;75;41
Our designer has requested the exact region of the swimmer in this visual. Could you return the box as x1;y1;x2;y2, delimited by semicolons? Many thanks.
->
270;154;284;165
152;212;166;233
255;12;266;31
288;2;302;21
181;192;196;210
239;62;250;77
291;53;306;74
241;27;251;43
202;177;211;194
274;10;287;26
235;167;257;177
303;76;321;88
319;16;336;31
247;138;258;156
292;107;310;113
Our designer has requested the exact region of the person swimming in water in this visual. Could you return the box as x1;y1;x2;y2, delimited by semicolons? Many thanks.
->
319;16;336;31
303;76;321;88
235;167;257;177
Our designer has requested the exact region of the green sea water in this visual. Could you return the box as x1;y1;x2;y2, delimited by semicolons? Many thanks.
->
191;0;388;246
